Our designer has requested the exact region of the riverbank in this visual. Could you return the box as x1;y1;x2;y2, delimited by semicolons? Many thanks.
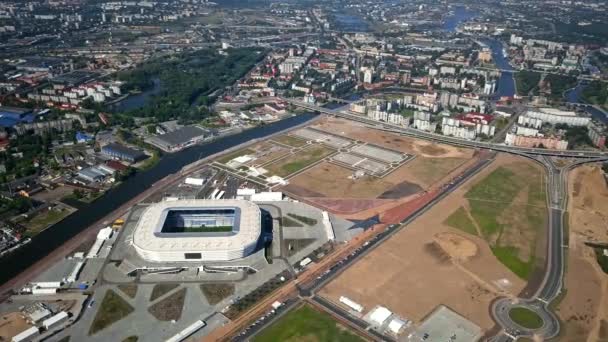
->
0;113;317;291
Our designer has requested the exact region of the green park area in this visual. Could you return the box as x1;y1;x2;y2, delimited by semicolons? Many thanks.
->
89;290;134;335
445;162;547;279
515;71;541;96
162;225;233;233
509;307;544;329
444;207;477;236
253;304;365;342
21;207;73;237
114;47;266;124
582;81;608;110
265;145;334;177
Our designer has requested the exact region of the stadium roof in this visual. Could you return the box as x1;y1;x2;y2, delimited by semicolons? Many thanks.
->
132;199;261;254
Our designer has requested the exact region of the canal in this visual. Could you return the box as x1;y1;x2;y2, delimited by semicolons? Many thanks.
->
0;113;316;286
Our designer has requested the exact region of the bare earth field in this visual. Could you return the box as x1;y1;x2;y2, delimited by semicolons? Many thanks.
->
0;312;31;341
320;154;528;333
557;165;608;342
311;117;472;158
281;117;474;215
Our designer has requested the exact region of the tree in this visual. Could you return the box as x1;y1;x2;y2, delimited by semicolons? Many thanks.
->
73;189;84;199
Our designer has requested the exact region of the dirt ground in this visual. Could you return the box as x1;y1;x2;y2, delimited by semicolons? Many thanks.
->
279;118;474;217
557;165;608;342
0;312;32;341
320;154;528;333
311;117;473;158
283;139;472;199
31;185;74;203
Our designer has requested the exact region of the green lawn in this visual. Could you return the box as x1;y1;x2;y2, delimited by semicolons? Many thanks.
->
162;225;233;233
492;246;535;279
89;290;134;335
266;146;334;177
444;207;477;236
463;164;547;280
509;307;544;329
23;208;73;237
253;304;365;342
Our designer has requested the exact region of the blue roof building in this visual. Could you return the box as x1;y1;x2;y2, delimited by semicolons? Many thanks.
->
76;131;93;143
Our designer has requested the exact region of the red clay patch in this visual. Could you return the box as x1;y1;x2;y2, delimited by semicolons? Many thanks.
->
302;197;395;214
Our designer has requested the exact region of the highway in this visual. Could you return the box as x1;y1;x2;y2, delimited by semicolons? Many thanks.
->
491;155;603;341
282;98;608;158
241;154;497;342
245;101;608;341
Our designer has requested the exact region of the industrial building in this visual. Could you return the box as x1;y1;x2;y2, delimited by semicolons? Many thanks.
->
0;106;34;127
131;199;262;262
146;126;208;152
101;143;147;163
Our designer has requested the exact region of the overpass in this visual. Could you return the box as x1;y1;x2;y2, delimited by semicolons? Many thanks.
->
283;97;608;341
282;98;608;159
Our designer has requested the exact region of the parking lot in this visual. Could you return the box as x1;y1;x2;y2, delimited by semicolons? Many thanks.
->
290;128;353;149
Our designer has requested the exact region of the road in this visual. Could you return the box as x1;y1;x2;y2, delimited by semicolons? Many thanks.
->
240;154;497;342
491;156;605;340
227;105;608;341
282;98;608;159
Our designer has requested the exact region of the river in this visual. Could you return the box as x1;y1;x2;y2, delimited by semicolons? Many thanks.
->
0;113;316;285
443;7;516;98
442;6;477;32
565;82;608;124
479;38;517;98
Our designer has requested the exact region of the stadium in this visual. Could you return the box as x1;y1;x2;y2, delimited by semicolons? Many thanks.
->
132;199;262;262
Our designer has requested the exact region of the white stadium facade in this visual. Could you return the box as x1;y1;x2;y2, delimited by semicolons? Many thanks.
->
132;199;262;262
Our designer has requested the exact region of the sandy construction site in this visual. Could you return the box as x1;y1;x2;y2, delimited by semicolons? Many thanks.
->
557;165;608;342
319;154;539;333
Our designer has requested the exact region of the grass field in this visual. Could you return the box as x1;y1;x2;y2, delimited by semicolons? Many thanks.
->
162;225;233;233
265;145;334;178
22;208;72;236
253;304;365;342
404;157;467;187
444;207;477;236
509;307;544;329
273;135;308;147
460;162;547;279
89;290;134;335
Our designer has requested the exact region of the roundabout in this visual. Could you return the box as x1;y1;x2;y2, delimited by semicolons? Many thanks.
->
492;298;560;339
